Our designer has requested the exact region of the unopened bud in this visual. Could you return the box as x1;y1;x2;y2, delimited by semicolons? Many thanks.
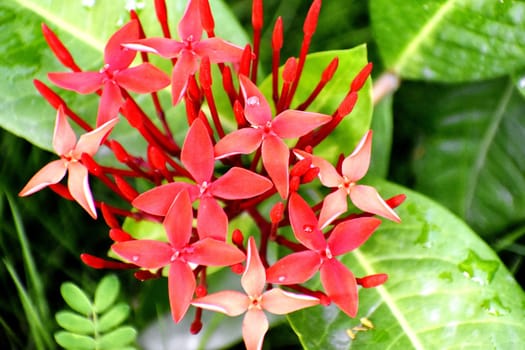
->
356;273;388;288
232;229;244;246
101;203;120;228
269;202;285;224
190;320;203;334
231;263;245;274
109;228;132;242
290;158;312;177
302;167;320;184
114;175;139;201
195;285;207;297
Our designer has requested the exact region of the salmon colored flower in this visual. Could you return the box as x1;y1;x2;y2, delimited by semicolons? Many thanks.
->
266;192;381;317
192;237;319;350
214;75;332;199
19;106;118;218
48;20;170;126
295;130;400;228
123;0;244;105
112;190;245;323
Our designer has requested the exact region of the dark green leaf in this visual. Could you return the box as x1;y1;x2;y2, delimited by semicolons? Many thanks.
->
60;282;92;316
55;310;94;335
370;0;525;82
94;274;120;314
54;331;96;350
289;180;525;349
97;303;130;334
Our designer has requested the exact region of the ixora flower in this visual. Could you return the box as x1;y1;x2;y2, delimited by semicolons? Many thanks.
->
214;75;332;199
48;20;170;126
192;237;320;350
132;118;273;240
266;192;382;317
295;130;401;228
112;190;245;323
123;0;244;105
19;106;118;219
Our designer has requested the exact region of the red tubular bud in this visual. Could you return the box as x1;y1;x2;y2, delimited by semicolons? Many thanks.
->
351;62;373;92
34;79;65;109
233;100;246;127
303;0;322;38
154;0;168;25
232;229;244;246
147;145;167;171
282;57;297;83
114;175;139;201
322;57;339;83
199;56;212;89
231;263;245;274
252;0;263;31
41;23;80;71
81;153;102;176
272;17;283;51
385;194;407;209
108;140;130;163
121;99;144;128
291;158;312;177
302;167;320;184
80;253;136;270
101;203;120;228
270;202;285;224
49;184;74;200
290;176;301;193
337;91;358;118
190;320;203;335
200;0;215;36
134;270;160;281
109;228;133;242
239;44;253;78
195;285;208;298
356;273;388;288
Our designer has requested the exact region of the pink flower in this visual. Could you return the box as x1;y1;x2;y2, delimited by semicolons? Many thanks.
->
295;130;400;228
112;190;245;323
132;118;273;240
214;75;332;199
123;0;244;105
192;237;319;350
266;192;381;317
48;20;170;126
19;105;118;218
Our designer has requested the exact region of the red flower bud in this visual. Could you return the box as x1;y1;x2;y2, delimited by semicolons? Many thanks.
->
272;17;283;51
190;320;203;334
351;62;373;92
270;202;285;224
81;153;102;176
231;263;245;274
356;273;388;288
109;228;133;242
33;79;64;109
200;0;215;36
303;0;321;38
114;175;139;201
101;203;120;228
251;0;263;31
134;270;160;281
291;158;312;177
41;23;79;71
80;253;135;270
289;176;301;193
108;140;130;163
195;285;207;298
232;229;245;246
283;57;297;83
302;167;320;184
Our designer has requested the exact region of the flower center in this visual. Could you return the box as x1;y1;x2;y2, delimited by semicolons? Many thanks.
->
248;295;263;310
199;181;210;196
339;176;355;194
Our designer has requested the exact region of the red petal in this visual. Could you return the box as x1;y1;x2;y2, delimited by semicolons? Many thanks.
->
182;118;214;184
97;80;123;126
188;238;245;266
19;159;67;196
214;128;263;158
53;105;77;155
239;75;272;126
48;71;103;94
67;162;97;218
241;237;266;297
294;150;342;187
262;288;319;315
122;38;184;57
211;167;272;200
318;189;348;229
197;197;227;240
342;130;372;182
132;182;195;215
192;290;249;316
178;0;203;42
194;38;244;64
266;250;321;285
350;185;401;222
104;20;139;70
261;136;289;199
115;63;170;93
288;193;326;251
76;117;118;156
164;190;193;248
111;240;172;269
328;217;381;256
272;110;331;139
242;309;269;350
168;260;196;323
320;259;358;317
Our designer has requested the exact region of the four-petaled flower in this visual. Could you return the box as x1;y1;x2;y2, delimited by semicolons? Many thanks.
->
214;75;332;199
19;105;118;219
48;20;171;126
266;192;381;317
112;190;245;323
295;130;400;228
123;0;244;105
192;236;320;350
132;118;273;240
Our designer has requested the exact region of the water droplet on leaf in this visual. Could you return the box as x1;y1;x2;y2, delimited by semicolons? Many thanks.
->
246;96;260;107
458;250;499;285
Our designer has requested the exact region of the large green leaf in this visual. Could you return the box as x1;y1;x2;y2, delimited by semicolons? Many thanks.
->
0;0;248;158
370;0;525;82
289;180;525;349
404;78;525;237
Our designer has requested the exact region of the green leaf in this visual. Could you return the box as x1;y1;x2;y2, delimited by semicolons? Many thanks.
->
97;303;131;333
259;46;373;163
60;282;93;316
54;331;96;350
370;0;525;82
288;180;525;349
367;93;392;179
55;310;94;335
94;274;120;314
97;326;137;349
406;78;525;237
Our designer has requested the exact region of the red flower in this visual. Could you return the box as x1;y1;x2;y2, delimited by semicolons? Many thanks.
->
295;130;401;228
214;75;332;199
132;118;273;240
112;190;245;323
192;237;319;350
19;105;118;218
123;0;244;105
48;20;170;126
266;192;381;317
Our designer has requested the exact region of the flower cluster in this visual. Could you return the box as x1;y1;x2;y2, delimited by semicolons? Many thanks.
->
21;0;404;349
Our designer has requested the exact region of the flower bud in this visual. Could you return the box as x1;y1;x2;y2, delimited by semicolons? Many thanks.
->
356;273;388;288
